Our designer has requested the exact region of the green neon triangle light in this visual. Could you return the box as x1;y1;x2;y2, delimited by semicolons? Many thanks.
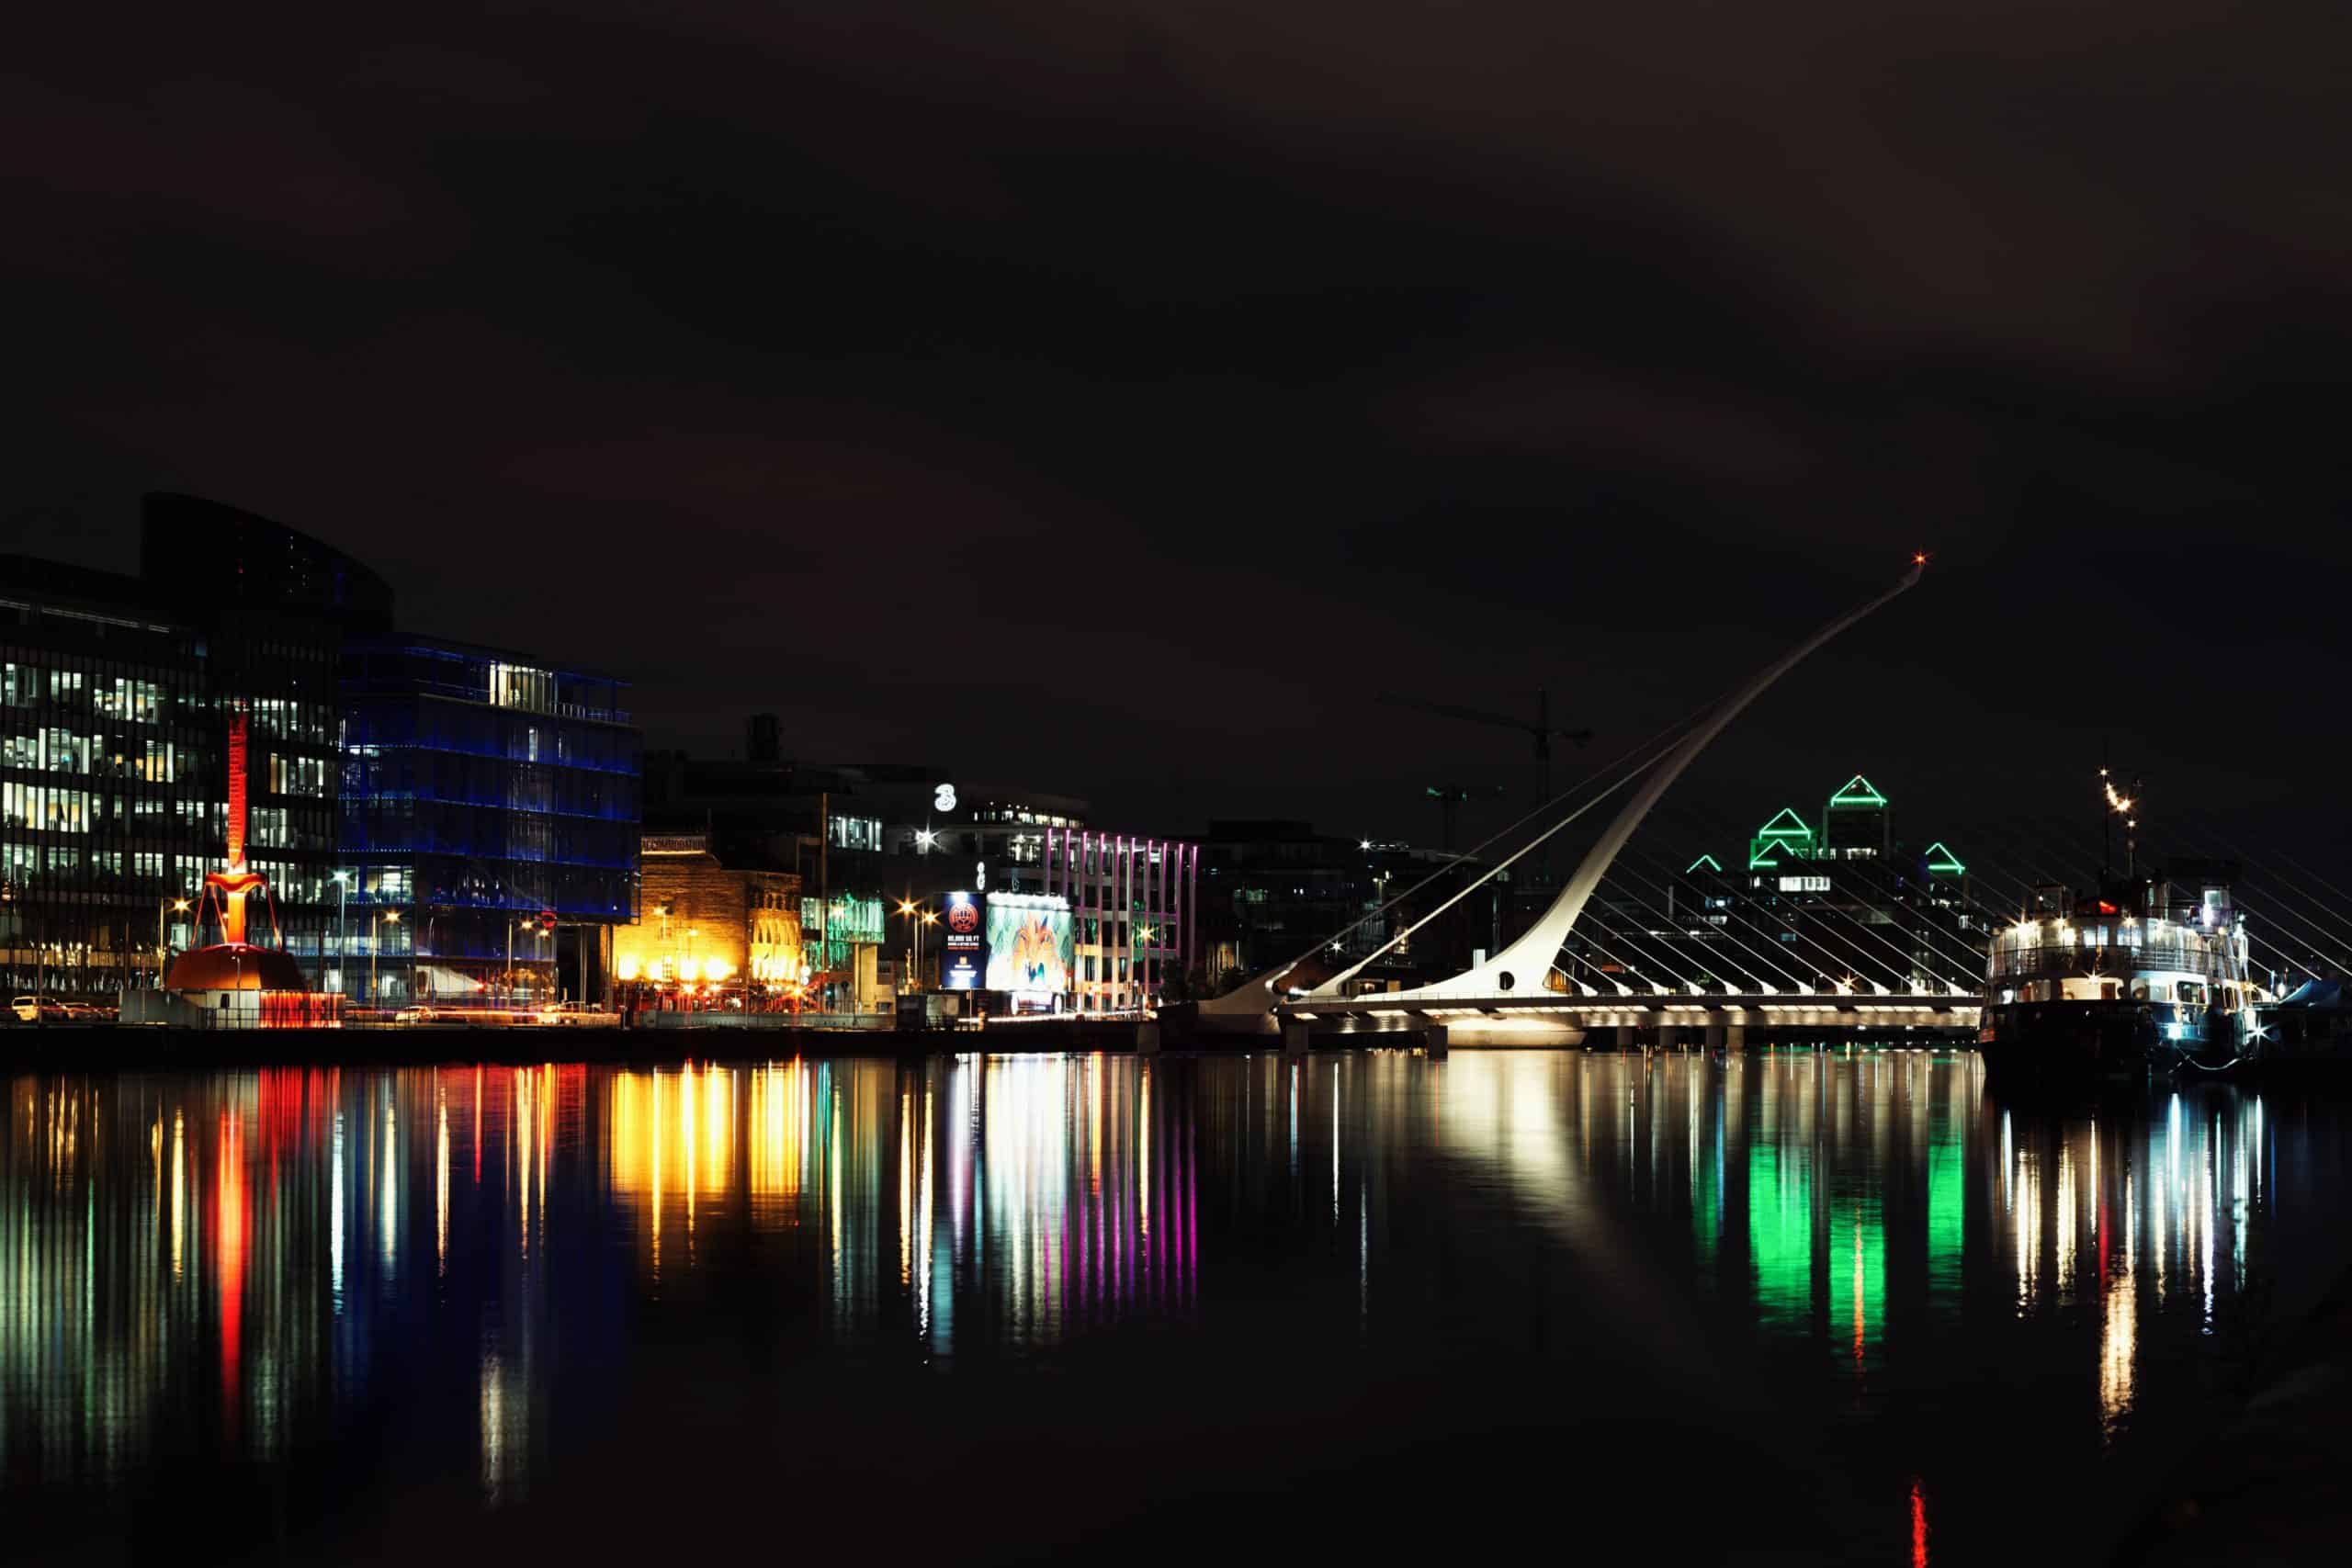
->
1923;840;1965;874
1686;853;1724;874
1757;807;1812;839
1828;773;1888;807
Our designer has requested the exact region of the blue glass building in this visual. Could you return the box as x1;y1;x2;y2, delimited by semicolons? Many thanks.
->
340;638;639;1004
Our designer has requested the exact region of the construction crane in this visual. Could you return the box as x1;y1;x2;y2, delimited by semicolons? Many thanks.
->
1424;784;1502;852
1385;687;1593;840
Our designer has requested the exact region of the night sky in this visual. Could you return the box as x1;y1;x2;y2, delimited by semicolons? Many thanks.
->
9;4;2348;868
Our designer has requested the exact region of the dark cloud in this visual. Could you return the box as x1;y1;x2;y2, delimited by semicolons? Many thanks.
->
6;2;2347;864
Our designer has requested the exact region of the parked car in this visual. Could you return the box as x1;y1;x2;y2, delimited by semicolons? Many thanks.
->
11;996;70;1023
63;1000;113;1022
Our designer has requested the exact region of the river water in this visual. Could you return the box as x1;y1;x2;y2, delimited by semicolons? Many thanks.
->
4;1051;2346;1564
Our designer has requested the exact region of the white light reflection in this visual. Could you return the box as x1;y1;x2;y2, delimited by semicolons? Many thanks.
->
329;1110;343;1311
899;1086;912;1289
379;1099;397;1280
2055;1144;2076;1296
2201;1116;2216;1334
2014;1145;2040;1313
2099;1171;2136;1439
918;1074;935;1347
170;1109;186;1282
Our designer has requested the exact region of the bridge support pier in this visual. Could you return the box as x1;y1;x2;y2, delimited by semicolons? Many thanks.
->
1283;1022;1310;1056
1703;1023;1726;1051
1136;1021;1161;1057
1725;1024;1747;1051
1615;1025;1636;1051
1657;1025;1680;1052
1422;1022;1449;1057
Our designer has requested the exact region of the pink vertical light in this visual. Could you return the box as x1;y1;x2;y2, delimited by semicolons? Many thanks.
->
1185;1101;1198;1309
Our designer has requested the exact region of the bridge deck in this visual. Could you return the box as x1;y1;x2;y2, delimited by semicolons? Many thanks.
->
1277;991;1982;1036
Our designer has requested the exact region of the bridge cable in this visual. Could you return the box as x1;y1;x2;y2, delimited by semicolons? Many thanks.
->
2152;809;2352;957
1587;846;1813;993
1271;690;1729;983
1641;802;1990;987
1644;802;1992;983
1589;861;1811;993
2142;819;2352;977
1320;727;1695;987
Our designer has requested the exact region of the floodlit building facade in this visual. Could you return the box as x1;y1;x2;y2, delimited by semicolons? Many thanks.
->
615;832;804;1007
997;827;1198;1012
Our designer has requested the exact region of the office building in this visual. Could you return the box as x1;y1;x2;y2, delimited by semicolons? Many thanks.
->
2;493;641;1007
340;637;640;1004
642;739;892;1012
1572;773;1974;995
991;827;1199;1012
2;495;388;998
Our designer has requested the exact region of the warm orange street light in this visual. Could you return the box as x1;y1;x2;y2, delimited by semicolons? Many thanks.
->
373;908;400;1007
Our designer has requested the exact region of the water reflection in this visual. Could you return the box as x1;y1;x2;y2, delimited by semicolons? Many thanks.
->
0;1053;2342;1561
1421;1047;2295;1443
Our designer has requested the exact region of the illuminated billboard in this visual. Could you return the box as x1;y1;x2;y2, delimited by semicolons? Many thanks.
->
940;891;985;990
984;893;1073;998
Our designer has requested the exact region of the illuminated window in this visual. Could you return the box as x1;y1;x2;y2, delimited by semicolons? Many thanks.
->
0;663;37;707
488;662;556;714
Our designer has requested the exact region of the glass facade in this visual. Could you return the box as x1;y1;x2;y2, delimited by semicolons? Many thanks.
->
1;525;355;998
341;639;639;1003
800;892;885;976
4;498;643;1010
1;584;216;997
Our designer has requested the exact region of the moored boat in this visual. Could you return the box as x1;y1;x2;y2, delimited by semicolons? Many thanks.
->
1977;778;2264;1081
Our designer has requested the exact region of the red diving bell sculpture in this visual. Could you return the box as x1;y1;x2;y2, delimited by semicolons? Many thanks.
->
165;707;310;995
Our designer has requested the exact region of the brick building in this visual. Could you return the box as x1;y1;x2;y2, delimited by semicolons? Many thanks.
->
616;833;803;1006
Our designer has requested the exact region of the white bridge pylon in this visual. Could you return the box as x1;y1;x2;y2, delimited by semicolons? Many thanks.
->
1305;558;1926;1006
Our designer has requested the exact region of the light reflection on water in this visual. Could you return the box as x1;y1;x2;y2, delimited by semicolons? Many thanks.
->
0;1052;2343;1562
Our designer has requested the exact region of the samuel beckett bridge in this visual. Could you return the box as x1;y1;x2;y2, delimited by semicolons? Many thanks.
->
1190;558;2352;1053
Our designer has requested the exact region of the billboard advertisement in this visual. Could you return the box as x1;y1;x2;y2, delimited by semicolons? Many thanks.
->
939;891;985;990
984;893;1073;998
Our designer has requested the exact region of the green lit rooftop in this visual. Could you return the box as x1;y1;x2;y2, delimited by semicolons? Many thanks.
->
1827;773;1888;808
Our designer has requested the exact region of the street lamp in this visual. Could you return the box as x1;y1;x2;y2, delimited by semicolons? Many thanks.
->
330;871;349;994
898;899;927;993
418;910;436;1009
157;897;189;989
373;908;400;1009
650;903;672;1003
509;918;534;1006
